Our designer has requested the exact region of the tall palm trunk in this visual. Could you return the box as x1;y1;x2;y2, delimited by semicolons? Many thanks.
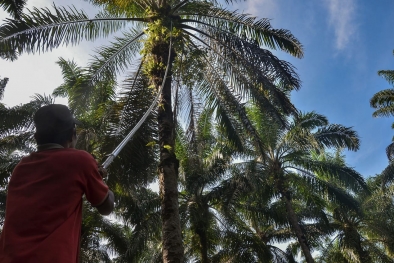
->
281;191;315;263
151;40;184;262
197;228;209;263
355;240;372;263
196;205;210;263
345;228;372;263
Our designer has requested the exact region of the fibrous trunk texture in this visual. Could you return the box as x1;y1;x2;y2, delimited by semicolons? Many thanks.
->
282;191;315;263
152;41;184;263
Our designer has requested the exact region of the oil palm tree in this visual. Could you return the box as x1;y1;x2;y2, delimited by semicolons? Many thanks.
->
362;175;394;261
212;177;298;263
237;107;367;263
176;107;239;263
176;103;298;262
317;183;394;263
370;64;394;119
0;1;304;260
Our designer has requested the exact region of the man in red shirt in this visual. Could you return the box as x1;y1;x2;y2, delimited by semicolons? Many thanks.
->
0;104;115;263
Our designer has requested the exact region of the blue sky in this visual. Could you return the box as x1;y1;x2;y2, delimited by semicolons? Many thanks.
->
1;0;394;177
232;0;394;177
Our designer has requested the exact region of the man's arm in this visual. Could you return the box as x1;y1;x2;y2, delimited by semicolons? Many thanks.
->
96;190;114;215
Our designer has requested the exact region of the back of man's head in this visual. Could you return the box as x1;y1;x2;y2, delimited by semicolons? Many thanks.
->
34;104;80;145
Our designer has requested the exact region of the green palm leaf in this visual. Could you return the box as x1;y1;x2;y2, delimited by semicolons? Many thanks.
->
0;5;135;59
378;69;394;85
0;0;26;20
89;27;145;80
180;4;303;58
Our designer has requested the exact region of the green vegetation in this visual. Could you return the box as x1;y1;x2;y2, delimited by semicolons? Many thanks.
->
1;0;394;262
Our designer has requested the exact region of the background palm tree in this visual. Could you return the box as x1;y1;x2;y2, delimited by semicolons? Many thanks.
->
362;175;394;261
236;107;366;263
317;180;394;263
370;50;394;161
176;106;240;263
0;1;304;261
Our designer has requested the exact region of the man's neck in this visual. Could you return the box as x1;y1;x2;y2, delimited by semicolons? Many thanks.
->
36;143;64;152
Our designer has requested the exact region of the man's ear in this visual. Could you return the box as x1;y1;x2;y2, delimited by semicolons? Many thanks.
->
69;128;78;148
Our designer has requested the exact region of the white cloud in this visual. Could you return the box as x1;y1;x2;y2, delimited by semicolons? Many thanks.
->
234;0;278;18
0;0;103;107
324;0;357;50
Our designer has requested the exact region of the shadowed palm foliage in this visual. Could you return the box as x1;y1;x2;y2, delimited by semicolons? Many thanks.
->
0;0;304;261
317;173;394;263
0;0;25;60
362;175;394;260
176;104;297;263
0;0;26;20
0;76;8;100
176;107;239;263
53;58;158;185
211;174;298;263
110;187;162;263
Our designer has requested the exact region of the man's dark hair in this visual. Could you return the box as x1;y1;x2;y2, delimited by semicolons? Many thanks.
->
34;128;75;145
33;104;80;145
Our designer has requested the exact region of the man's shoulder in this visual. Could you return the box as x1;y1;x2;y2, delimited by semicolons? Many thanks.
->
61;149;95;161
65;148;92;156
39;148;95;163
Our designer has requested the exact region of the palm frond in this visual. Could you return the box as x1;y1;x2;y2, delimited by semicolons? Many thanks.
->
291;158;367;193
370;88;394;117
89;27;145;81
294;111;329;129
0;5;136;58
380;161;394;188
86;0;148;17
314;124;360;151
386;141;394;161
378;70;394;85
102;74;158;187
0;0;26;20
179;4;303;58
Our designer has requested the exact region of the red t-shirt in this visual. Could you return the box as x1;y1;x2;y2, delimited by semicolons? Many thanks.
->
0;148;109;263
